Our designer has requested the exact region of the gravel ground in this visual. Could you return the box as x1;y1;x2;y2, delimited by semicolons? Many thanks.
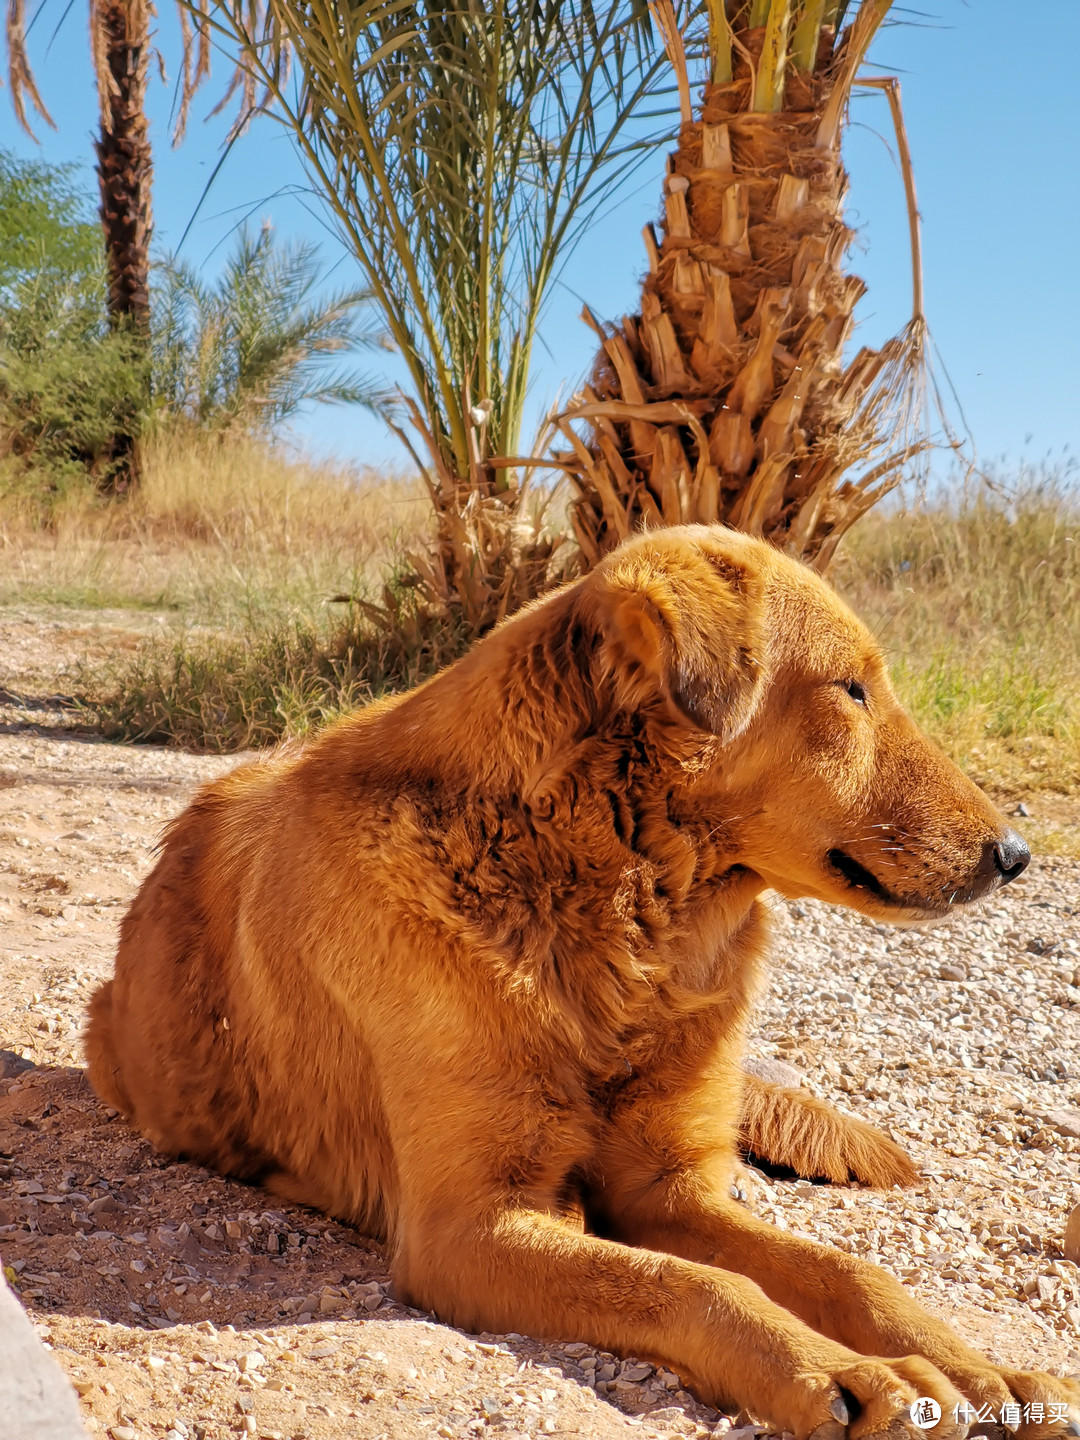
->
1;610;1079;1440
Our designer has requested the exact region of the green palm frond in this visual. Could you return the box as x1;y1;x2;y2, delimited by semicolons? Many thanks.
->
190;0;676;491
153;221;391;432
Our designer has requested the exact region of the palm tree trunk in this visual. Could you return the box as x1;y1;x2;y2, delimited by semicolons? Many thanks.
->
563;1;922;574
390;399;568;640
92;0;153;492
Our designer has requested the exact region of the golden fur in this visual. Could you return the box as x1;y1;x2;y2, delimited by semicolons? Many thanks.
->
87;527;1077;1440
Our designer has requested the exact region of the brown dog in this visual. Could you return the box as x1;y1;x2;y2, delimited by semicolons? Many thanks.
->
87;526;1079;1440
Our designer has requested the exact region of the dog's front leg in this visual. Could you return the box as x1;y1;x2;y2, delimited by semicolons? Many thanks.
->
596;1153;1080;1440
378;1037;966;1440
394;1201;973;1440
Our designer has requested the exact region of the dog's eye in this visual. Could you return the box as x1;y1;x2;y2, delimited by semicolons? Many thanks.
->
840;679;867;706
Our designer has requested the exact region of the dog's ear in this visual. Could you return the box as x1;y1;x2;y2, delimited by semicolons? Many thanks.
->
595;536;767;741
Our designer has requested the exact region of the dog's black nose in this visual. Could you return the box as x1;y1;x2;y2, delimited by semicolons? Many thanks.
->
989;827;1031;884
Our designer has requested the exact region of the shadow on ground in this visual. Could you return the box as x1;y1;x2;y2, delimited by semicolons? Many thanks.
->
0;1059;392;1333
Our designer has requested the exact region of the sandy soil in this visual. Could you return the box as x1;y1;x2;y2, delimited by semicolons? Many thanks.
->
1;608;1079;1440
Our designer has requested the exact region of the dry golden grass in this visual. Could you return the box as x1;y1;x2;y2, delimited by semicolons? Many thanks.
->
1;429;465;751
833;477;1080;818
0;427;429;621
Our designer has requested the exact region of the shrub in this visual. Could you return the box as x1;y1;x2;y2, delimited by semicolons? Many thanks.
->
0;150;147;504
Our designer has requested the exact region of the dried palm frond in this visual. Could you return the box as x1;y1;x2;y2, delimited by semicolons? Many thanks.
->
5;0;54;132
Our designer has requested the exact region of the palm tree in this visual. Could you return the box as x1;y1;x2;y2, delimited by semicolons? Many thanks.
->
6;0;247;490
91;0;155;490
153;221;390;432
195;0;678;634
561;0;932;574
7;0;159;489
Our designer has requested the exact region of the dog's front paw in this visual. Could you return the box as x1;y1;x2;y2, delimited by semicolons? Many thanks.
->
995;1369;1080;1440
770;1353;969;1440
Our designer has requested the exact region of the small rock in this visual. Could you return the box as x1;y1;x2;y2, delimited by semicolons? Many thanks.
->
109;1429;136;1440
1044;1108;1080;1139
307;1341;340;1359
1015;802;1031;818
648;1408;690;1427
620;1362;654;1382
939;963;967;982
0;1049;35;1079
1065;1205;1080;1265
0;764;19;786
237;1351;264;1373
742;1056;804;1089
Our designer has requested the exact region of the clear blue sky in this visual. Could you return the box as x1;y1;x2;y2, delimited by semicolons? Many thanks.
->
5;0;1077;475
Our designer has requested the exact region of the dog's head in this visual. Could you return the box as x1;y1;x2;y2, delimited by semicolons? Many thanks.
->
582;525;1027;923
